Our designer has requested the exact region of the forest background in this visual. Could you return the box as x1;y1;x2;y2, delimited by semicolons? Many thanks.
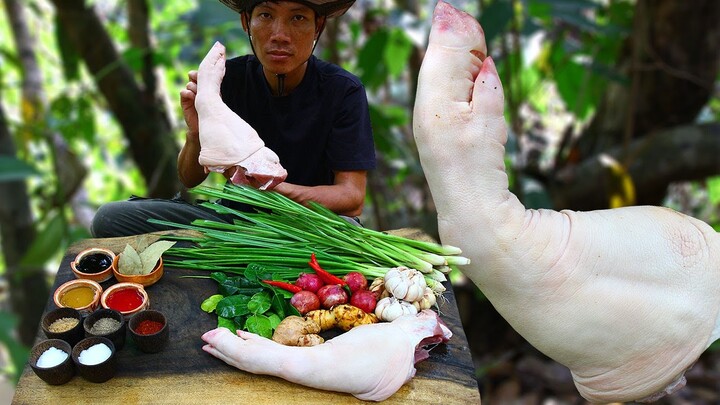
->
1;0;719;402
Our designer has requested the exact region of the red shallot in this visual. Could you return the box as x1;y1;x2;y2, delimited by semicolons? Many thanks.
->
317;284;348;309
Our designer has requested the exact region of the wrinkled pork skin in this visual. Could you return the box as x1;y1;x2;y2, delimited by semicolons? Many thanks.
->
412;2;720;403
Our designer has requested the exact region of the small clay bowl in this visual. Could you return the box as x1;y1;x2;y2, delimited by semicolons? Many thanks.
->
111;254;164;287
29;339;75;385
70;247;115;283
41;307;84;347
84;308;126;351
72;336;117;383
100;282;149;319
129;309;169;353
53;279;103;316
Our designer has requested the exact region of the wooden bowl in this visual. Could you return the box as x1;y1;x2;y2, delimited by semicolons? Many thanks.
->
70;247;115;283
100;282;149;319
29;339;75;385
41;307;84;347
129;309;169;353
72;336;117;383
111;254;164;287
53;279;103;316
84;308;127;351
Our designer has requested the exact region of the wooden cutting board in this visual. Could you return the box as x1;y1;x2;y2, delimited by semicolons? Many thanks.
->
12;230;481;404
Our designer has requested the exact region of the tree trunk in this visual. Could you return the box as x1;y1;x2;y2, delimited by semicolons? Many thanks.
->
50;0;181;198
0;99;49;346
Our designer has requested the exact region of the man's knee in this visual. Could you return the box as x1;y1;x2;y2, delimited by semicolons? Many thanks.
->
91;202;120;238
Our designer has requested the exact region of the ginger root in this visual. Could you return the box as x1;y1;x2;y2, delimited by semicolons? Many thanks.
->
272;306;379;347
271;316;324;347
306;304;379;332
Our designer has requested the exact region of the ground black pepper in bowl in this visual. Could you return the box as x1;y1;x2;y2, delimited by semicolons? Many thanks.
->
90;318;121;335
84;308;127;350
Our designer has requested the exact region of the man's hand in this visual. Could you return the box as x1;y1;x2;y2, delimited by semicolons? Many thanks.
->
180;70;199;138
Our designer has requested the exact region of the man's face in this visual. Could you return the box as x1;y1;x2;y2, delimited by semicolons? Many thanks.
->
248;1;321;76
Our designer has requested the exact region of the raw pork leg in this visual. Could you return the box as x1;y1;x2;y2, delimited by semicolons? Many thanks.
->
195;41;287;189
201;310;452;401
413;1;720;403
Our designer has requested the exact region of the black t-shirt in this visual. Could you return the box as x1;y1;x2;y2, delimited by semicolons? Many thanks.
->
220;55;376;187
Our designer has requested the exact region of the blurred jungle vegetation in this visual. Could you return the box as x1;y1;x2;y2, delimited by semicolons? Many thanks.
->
1;0;719;402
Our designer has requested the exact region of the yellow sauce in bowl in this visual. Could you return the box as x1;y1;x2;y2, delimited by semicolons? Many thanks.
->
59;286;95;309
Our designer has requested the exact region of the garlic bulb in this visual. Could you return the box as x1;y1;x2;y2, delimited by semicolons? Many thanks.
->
412;287;437;311
383;266;427;303
374;297;418;322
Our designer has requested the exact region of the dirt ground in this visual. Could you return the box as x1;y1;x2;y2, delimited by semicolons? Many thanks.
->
452;281;720;405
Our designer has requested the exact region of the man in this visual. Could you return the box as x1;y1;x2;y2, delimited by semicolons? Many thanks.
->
91;0;375;237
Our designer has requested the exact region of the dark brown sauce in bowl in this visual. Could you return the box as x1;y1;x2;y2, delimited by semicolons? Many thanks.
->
77;253;112;274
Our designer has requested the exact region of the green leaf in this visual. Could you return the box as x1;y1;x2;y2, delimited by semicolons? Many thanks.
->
122;47;145;73
357;29;388;90
245;314;272;338
0;311;29;383
707;176;720;205
247;291;272;315
480;0;514;42
20;211;65;267
216;295;251;318
270;291;287;319
217;316;236;331
244;263;272;283
0;156;38;182
267;313;281;330
384;29;412;78
201;294;224;313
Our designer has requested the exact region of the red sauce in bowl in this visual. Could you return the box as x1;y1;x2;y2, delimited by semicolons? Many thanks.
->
105;288;144;312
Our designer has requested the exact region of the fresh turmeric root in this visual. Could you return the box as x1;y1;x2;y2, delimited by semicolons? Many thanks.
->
306;304;379;332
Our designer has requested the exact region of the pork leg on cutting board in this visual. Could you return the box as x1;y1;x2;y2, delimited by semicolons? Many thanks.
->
201;310;451;401
195;41;287;189
412;1;720;402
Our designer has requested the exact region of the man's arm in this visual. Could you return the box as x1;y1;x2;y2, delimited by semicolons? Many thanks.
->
178;129;208;188
272;170;367;217
177;70;209;188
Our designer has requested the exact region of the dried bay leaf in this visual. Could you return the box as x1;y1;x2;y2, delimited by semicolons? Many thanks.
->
118;244;143;275
139;241;176;275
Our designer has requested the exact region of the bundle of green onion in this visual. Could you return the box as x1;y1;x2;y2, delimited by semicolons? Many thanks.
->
152;184;470;293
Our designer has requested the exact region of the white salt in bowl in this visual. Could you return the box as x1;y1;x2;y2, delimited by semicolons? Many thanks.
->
29;339;75;385
71;336;117;383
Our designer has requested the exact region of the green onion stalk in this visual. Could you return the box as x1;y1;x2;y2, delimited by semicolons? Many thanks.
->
152;184;470;293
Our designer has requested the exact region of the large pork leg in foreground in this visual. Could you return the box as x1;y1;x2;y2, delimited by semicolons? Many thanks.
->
201;310;451;401
413;1;720;403
195;42;287;189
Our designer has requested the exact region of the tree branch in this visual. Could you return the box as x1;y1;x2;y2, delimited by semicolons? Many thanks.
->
551;123;720;210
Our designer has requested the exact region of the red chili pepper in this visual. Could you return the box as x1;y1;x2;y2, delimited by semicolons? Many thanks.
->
262;280;302;293
308;253;346;286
